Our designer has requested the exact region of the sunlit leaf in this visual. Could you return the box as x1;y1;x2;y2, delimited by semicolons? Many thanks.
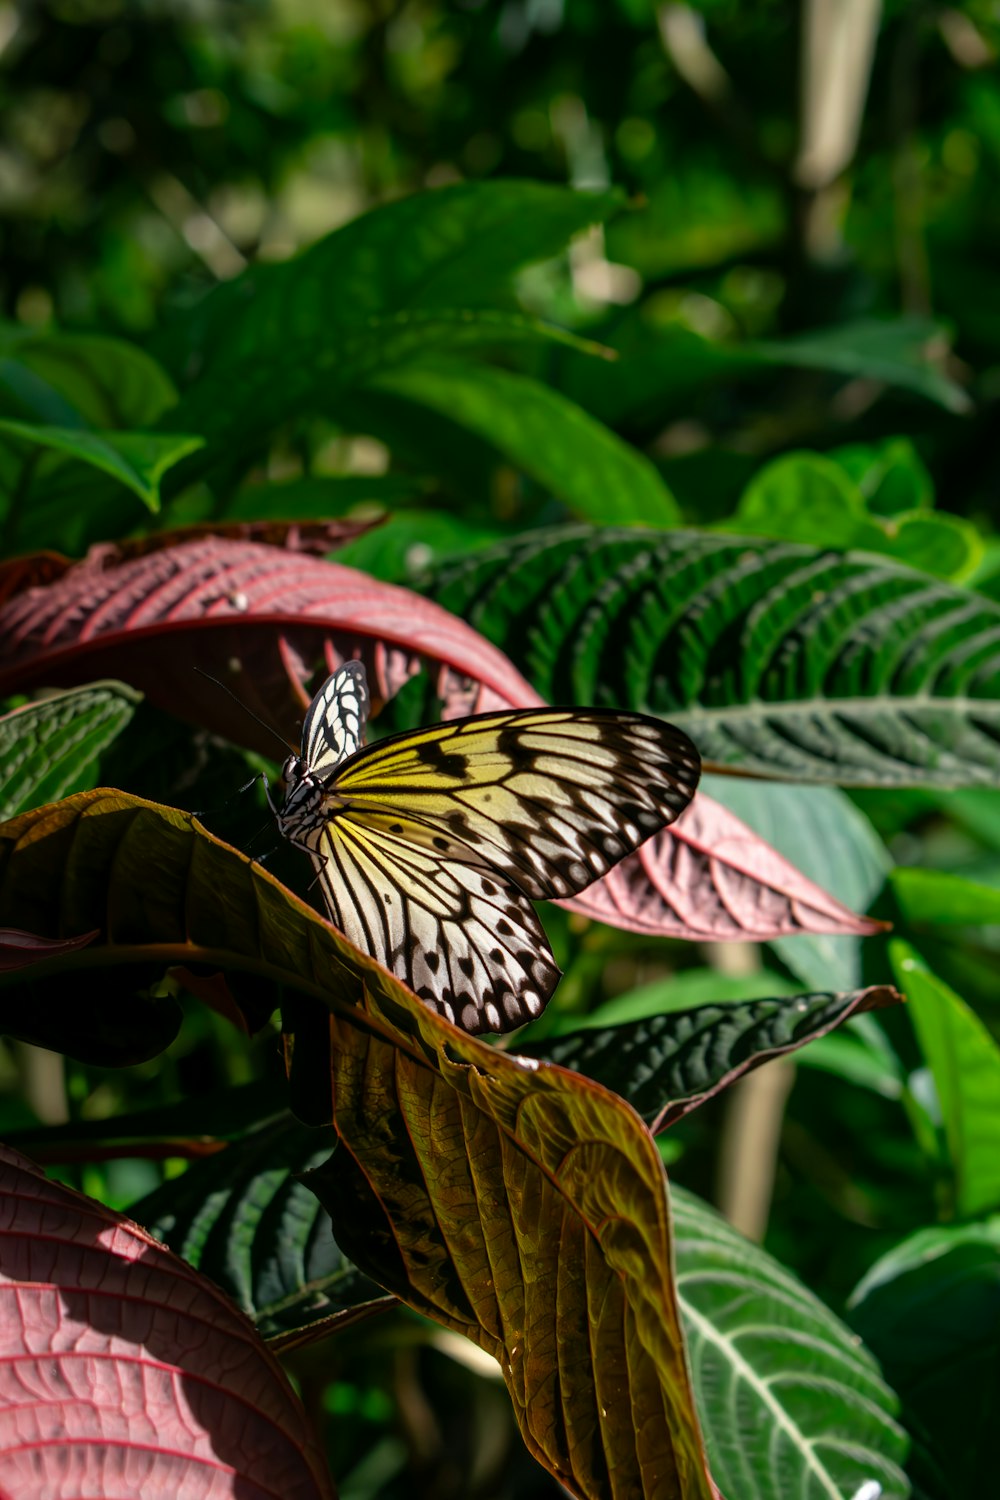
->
0;1145;335;1500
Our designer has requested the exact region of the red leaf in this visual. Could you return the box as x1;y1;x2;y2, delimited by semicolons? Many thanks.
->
561;793;885;939
0;1145;334;1499
0;927;99;972
0;537;541;749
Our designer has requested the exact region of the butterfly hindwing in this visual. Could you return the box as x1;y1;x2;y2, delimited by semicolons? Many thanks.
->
306;815;559;1034
277;663;701;1035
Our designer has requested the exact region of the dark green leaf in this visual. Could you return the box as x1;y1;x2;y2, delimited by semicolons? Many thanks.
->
518;986;901;1133
131;1117;391;1343
368;359;680;525
424;527;1000;787
849;1219;1000;1500
0;682;141;819
0;420;204;512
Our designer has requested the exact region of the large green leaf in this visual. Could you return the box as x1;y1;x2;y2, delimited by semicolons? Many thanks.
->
674;1187;909;1500
424;526;1000;787
366;359;680;526
890;941;1000;1218
154;182;621;484
849;1219;1000;1500
0;790;716;1500
131;1116;392;1344
0;682;141;819
0;419;203;512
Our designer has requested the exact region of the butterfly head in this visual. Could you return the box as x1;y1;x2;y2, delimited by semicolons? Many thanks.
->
275;754;330;847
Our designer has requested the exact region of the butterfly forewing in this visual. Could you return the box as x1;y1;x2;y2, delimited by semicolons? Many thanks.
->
277;664;701;1035
332;709;701;900
300;659;369;778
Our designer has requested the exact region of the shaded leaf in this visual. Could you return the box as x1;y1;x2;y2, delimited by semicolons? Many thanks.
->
0;418;204;512
0;791;371;1063
131;1116;393;1345
849;1218;1000;1500
0;680;141;818
0;327;178;428
748;316;970;413
890;941;1000;1218
0;1144;335;1499
368;359;680;525
0;926;98;972
673;1186;909;1500
519;986;902;1133
425;526;1000;787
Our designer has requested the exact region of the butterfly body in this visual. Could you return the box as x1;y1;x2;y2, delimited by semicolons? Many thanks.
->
274;662;700;1035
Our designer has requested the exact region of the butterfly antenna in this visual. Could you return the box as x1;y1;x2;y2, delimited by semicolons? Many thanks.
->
193;666;295;757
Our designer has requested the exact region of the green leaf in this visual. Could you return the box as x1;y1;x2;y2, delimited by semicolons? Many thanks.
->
156;181;623;377
832;438;934;516
131;1116;391;1343
153;182;622;485
0;328;178;429
0;420;204;513
892;868;1000;927
367;359;680;525
520;986;901;1133
701;775;890;990
424;526;1000;787
890;940;1000;1217
748;317;971;414
0;682;141;819
727;451;982;581
673;1187;909;1500
849;1218;1000;1500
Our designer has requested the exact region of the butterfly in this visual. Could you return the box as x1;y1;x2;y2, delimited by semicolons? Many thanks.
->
272;661;700;1035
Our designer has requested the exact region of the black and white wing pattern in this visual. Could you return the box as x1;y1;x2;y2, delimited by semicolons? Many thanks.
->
275;662;701;1035
300;659;369;777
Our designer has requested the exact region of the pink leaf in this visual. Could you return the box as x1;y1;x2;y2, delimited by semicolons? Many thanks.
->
0;537;542;749
0;1145;335;1499
0;928;99;972
561;794;886;938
